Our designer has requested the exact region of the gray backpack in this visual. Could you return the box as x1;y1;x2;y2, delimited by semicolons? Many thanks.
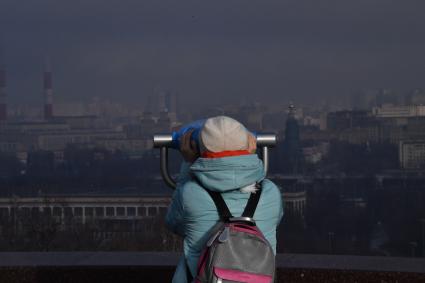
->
189;182;275;283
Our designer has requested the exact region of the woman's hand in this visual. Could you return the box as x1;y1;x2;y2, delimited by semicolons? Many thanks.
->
180;130;199;163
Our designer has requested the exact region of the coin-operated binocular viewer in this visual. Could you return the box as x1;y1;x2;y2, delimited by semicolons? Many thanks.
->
153;121;277;189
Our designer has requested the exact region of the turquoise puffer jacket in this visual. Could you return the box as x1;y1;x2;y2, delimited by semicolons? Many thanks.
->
165;154;284;283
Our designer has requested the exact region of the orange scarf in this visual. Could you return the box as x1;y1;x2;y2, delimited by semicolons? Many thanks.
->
201;150;251;158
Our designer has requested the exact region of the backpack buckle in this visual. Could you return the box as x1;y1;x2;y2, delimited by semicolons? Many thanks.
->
218;227;230;243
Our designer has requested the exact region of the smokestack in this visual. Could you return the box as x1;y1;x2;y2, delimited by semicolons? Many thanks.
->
0;61;6;121
43;58;53;120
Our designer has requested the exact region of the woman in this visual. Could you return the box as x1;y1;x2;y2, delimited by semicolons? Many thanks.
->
166;116;284;283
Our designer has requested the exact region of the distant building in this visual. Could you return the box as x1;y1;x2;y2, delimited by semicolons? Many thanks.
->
303;116;321;128
165;92;178;114
282;104;302;173
52;116;106;130
327;110;376;131
272;175;307;217
152;90;178;120
350;89;379;110
375;89;400;107
0;62;7;122
350;89;399;110
43;59;54;120
0;121;70;133
405;89;425;105
319;112;327;130
399;140;425;169
156;111;172;132
95;138;152;158
262;112;286;132
338;127;382;144
0;137;28;164
157;91;167;114
282;191;306;217
302;142;329;164
373;105;425;118
0;195;171;237
232;103;265;131
137;111;157;138
36;130;126;151
0;120;126;163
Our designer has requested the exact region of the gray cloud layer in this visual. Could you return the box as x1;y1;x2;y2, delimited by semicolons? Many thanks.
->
1;0;425;108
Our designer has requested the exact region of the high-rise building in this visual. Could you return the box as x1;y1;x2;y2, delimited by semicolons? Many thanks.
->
0;60;6;121
282;104;302;173
165;92;177;113
43;58;53;120
157;91;166;114
165;92;178;123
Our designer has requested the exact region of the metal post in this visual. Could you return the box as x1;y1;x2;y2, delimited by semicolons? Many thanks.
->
262;146;269;175
160;147;177;189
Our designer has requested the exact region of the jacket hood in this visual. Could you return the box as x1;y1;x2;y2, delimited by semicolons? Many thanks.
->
190;154;265;192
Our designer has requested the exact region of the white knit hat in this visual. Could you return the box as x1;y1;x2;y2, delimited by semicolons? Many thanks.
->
200;116;249;152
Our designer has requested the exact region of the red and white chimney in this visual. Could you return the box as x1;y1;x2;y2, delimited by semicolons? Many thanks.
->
43;59;53;120
0;62;6;121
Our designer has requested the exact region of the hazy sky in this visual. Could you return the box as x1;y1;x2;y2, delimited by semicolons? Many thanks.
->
1;0;425;108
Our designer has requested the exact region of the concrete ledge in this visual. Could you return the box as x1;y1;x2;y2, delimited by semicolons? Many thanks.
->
0;252;180;267
276;253;425;273
0;252;424;283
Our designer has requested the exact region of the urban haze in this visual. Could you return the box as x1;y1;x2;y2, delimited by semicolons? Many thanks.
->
1;0;425;107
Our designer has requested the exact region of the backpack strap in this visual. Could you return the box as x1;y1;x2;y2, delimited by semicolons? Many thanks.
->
204;189;233;221
192;177;233;221
241;182;263;218
194;177;263;221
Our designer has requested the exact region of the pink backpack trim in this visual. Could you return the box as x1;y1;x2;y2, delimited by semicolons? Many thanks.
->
214;267;273;283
